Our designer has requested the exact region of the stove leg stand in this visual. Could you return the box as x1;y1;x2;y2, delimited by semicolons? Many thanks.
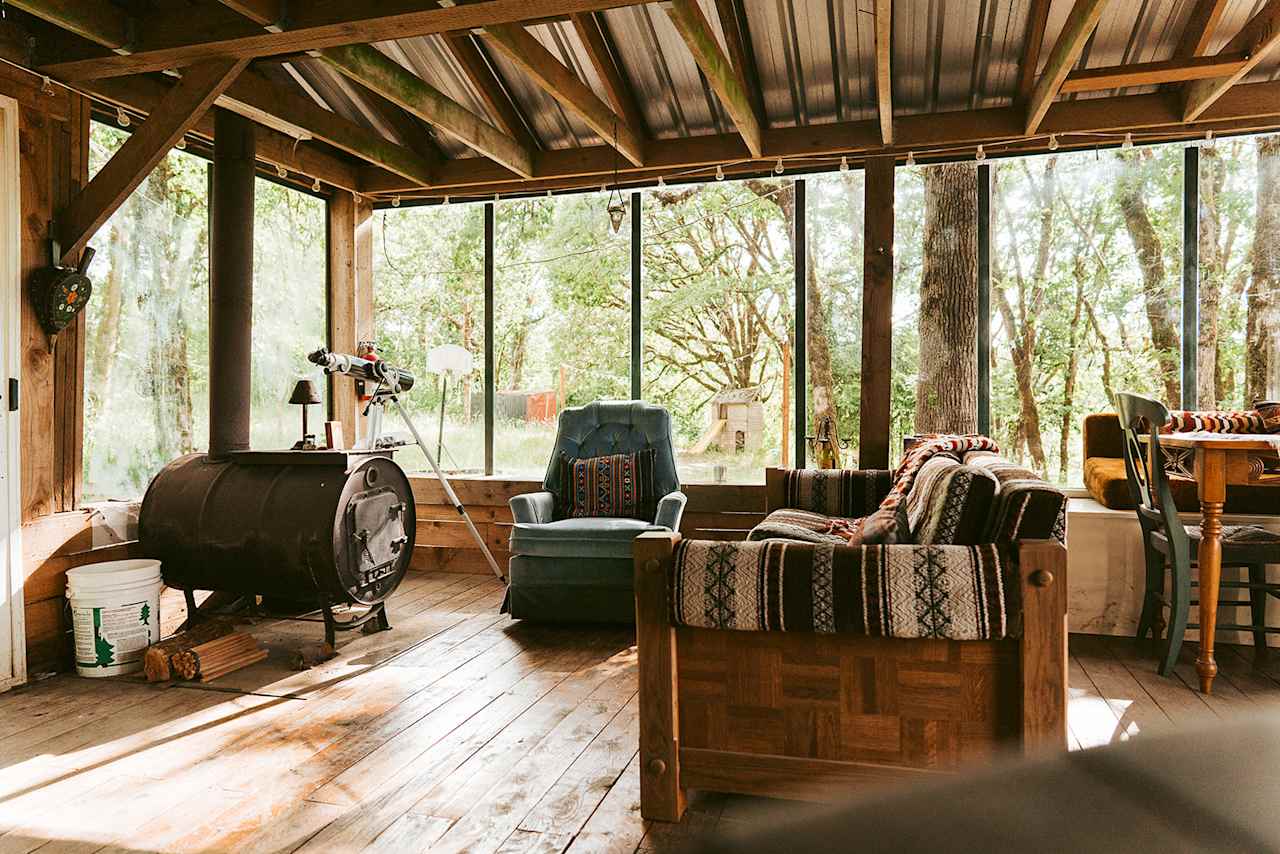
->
183;589;200;627
320;599;391;648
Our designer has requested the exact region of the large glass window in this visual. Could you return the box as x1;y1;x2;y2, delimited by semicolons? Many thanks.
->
83;124;210;501
373;203;485;474
1198;133;1280;409
991;144;1184;484
805;172;864;467
251;179;327;450
492;195;631;477
642;180;794;484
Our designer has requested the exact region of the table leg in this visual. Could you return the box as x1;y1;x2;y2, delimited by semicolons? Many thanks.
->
1195;448;1227;695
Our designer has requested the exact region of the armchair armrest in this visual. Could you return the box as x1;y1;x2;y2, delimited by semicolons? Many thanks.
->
654;491;687;531
510;490;554;524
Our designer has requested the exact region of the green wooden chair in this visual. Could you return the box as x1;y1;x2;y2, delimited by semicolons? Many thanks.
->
1117;392;1280;676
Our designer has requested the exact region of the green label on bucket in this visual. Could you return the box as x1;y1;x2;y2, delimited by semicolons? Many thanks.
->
73;601;154;668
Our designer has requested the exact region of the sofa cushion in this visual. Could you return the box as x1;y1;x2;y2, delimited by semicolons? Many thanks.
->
778;468;893;518
964;451;1068;544
670;538;1017;640
1163;409;1268;433
747;503;911;546
1083;455;1280;514
555;448;658;521
509;517;666;560
903;456;998;545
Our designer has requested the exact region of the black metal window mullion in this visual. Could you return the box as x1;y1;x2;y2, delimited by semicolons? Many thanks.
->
631;191;642;400
794;179;807;468
1182;145;1199;410
977;163;991;436
484;201;495;476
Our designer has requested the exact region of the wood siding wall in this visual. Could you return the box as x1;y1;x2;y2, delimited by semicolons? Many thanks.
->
408;477;766;574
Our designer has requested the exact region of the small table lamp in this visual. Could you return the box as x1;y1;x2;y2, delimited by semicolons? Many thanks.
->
289;379;322;450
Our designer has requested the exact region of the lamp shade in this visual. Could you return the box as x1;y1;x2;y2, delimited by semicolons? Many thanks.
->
288;378;322;405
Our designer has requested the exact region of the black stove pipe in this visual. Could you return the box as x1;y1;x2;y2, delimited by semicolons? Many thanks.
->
208;108;255;460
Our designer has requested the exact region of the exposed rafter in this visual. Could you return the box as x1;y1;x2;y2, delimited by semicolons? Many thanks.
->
1182;0;1280;122
60;58;248;260
711;0;764;126
37;0;656;80
1015;0;1052;103
1175;0;1231;59
442;31;541;151
571;11;648;139
481;23;644;166
8;0;131;50
874;0;892;145
320;43;534;177
1024;0;1111;134
663;0;763;159
1060;53;1249;93
357;79;1280;197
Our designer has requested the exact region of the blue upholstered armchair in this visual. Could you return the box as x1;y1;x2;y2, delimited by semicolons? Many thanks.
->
505;400;686;622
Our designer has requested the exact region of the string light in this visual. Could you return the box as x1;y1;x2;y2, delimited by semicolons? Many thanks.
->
276;163;287;178
1203;129;1215;148
493;192;500;201
774;156;784;175
312;176;322;192
975;144;985;163
443;195;450;206
905;150;915;167
391;195;401;207
175;137;186;150
715;164;724;181
1048;134;1059;151
600;183;607;194
839;155;849;172
116;107;129;127
1122;132;1133;149
656;175;666;188
39;75;53;96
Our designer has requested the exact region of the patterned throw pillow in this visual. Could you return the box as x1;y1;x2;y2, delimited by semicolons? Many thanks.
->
556;448;658;521
1163;408;1267;434
858;502;911;545
903;455;999;545
1254;401;1280;434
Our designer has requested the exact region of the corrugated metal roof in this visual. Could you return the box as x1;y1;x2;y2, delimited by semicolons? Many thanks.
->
266;0;1280;161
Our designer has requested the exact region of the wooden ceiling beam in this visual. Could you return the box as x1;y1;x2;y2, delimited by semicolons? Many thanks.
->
222;71;436;186
712;0;765;127
7;0;132;50
358;79;1280;196
874;0;892;145
86;74;363;192
1175;0;1231;58
481;23;644;166
320;43;534;177
571;11;648;139
1182;0;1280;122
38;0;656;80
60;58;248;260
1060;52;1250;92
443;31;541;151
1015;0;1052;103
1024;0;1111;134
664;0;763;158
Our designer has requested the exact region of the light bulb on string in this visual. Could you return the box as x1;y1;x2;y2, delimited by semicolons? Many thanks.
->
975;145;985;163
656;175;665;188
905;150;915;167
312;176;321;192
1122;132;1133;150
1048;134;1059;151
774;156;784;175
1203;129;1215;148
442;195;450;206
116;108;130;127
391;196;401;208
715;164;724;181
276;163;287;179
839;155;849;172
175;137;186;150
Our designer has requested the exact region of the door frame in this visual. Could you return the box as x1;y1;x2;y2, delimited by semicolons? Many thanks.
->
0;92;24;691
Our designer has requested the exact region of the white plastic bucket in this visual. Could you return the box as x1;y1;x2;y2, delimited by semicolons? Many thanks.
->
65;559;163;677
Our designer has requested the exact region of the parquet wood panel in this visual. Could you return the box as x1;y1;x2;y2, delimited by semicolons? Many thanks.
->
0;573;1277;853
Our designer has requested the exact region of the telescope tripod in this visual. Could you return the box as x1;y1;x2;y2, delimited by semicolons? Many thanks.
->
365;389;505;582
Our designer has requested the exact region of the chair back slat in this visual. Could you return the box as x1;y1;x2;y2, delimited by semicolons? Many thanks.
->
1114;393;1190;561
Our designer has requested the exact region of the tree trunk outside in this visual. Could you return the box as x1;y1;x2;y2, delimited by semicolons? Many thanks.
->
1248;136;1280;404
915;163;978;434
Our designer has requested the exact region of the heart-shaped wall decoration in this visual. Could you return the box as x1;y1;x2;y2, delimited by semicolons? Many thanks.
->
30;246;94;339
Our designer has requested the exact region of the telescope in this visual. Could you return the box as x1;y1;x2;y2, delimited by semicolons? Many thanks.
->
308;347;415;393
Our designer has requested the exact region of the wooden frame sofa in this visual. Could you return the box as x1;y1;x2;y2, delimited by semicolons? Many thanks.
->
634;460;1069;821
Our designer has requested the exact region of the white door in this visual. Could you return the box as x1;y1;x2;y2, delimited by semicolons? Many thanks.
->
0;93;23;692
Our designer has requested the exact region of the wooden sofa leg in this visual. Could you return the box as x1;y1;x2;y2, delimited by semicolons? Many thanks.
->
1019;539;1068;755
635;532;687;822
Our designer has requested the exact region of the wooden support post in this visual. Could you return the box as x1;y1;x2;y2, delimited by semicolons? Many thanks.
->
327;190;358;442
634;531;686;822
859;156;894;469
793;178;806;468
1018;539;1068;754
57;58;248;261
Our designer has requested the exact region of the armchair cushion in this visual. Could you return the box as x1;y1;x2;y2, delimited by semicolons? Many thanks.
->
555;448;658;521
510;517;667;560
510;490;554;525
670;538;1016;640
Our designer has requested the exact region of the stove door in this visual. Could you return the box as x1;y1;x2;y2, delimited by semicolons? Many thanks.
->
344;486;409;601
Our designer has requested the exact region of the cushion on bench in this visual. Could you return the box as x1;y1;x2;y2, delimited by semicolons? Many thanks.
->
902;456;999;545
964;451;1068;543
779;467;892;518
670;539;1017;640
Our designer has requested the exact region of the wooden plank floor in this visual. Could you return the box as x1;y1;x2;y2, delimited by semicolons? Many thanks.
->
2;572;1279;853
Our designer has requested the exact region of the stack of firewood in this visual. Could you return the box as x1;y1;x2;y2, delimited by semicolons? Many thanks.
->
171;633;267;682
143;621;266;683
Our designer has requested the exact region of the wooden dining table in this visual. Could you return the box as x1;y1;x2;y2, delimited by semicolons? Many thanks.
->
1158;431;1280;694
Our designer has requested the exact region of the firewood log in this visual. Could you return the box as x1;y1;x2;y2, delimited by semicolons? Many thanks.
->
142;619;235;682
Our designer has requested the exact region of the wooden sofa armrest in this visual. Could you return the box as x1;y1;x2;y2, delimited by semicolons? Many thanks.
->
1017;538;1068;755
634;530;684;821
